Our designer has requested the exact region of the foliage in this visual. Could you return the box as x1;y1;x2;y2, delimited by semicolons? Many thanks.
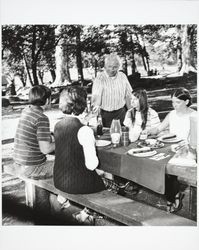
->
2;24;197;88
2;25;59;85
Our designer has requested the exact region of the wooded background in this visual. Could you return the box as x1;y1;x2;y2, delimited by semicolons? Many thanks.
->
2;24;197;95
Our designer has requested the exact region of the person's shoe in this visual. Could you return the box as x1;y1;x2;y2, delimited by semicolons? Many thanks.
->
173;192;184;213
166;201;175;213
73;208;94;224
124;182;140;195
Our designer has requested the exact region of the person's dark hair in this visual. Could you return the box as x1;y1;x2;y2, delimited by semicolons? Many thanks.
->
130;88;149;130
29;85;51;106
171;87;192;107
59;86;87;115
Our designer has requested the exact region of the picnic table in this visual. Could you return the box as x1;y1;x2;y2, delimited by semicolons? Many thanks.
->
96;131;197;190
95;130;197;218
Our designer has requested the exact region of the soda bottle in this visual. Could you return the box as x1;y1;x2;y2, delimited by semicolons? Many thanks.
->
110;119;122;147
97;114;103;136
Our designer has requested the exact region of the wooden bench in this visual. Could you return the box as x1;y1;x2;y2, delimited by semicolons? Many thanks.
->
3;161;196;226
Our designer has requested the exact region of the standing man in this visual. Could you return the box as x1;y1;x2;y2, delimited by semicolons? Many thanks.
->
91;53;133;127
14;85;55;179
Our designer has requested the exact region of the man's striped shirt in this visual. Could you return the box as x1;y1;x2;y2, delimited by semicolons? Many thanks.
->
14;105;51;166
92;71;132;111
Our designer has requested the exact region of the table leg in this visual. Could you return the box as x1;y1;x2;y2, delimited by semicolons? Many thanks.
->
188;185;197;220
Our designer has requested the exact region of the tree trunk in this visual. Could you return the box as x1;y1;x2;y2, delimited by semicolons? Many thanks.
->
50;69;56;82
10;80;16;95
31;26;39;85
32;62;39;85
180;25;197;75
54;26;71;86
76;27;84;85
141;52;147;72
23;56;33;86
130;35;136;75
38;70;44;84
189;26;197;67
145;56;150;73
94;58;98;77
177;25;183;71
62;45;71;83
19;75;26;87
135;34;147;73
18;67;27;87
121;56;128;76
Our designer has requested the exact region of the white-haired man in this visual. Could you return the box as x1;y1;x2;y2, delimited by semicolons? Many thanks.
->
92;54;132;127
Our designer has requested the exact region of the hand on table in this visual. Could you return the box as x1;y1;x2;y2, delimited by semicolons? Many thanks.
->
147;127;159;135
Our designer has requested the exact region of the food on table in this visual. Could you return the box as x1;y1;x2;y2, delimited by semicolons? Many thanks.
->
137;139;164;149
128;147;157;157
158;134;182;143
162;134;176;140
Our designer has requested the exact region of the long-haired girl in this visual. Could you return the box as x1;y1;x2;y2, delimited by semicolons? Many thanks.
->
124;88;160;142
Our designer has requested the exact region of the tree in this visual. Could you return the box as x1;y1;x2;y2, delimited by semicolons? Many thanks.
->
2;25;58;86
179;24;197;74
54;25;108;85
53;25;71;86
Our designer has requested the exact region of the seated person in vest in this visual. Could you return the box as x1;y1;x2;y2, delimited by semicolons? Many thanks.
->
50;86;105;223
14;85;55;179
53;85;105;194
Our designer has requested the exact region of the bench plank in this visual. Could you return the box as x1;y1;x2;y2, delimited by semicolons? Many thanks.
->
3;164;196;226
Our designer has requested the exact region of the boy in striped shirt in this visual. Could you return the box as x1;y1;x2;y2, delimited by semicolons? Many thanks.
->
14;85;55;179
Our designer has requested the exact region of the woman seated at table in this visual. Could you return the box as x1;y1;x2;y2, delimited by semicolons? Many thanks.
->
114;88;160;193
148;87;196;213
123;88;160;141
50;86;105;222
53;85;105;194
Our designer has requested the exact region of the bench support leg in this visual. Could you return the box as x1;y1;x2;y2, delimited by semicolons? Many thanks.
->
25;182;36;208
24;182;52;224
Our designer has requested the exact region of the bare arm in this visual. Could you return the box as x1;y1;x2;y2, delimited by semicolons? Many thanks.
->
148;113;170;135
39;140;55;154
123;109;134;128
125;74;133;109
37;117;55;154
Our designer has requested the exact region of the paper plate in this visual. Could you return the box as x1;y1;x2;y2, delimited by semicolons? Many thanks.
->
127;147;157;157
95;140;111;147
158;135;182;143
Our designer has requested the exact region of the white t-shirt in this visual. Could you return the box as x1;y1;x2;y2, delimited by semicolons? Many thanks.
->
169;110;195;141
123;107;160;142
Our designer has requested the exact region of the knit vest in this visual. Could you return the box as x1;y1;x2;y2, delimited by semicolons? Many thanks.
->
53;116;105;194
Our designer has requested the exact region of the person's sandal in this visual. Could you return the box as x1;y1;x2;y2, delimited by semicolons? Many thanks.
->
173;192;184;213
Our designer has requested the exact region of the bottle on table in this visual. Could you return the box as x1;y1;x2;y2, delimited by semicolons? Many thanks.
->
97;112;103;137
121;126;129;146
110;119;122;147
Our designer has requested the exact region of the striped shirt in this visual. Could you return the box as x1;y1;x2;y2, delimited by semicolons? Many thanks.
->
92;71;132;111
14;105;51;167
